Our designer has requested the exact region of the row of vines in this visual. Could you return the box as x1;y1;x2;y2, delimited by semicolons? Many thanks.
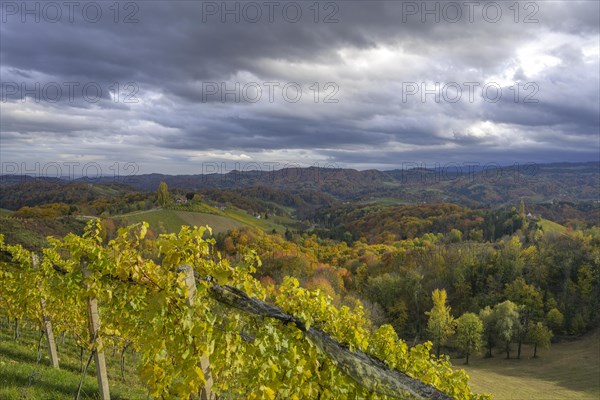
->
0;220;488;399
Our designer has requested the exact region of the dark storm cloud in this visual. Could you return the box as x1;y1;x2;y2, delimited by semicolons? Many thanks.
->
156;114;447;152
1;0;599;172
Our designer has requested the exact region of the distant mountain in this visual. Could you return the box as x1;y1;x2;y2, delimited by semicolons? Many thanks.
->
87;161;599;205
1;162;598;210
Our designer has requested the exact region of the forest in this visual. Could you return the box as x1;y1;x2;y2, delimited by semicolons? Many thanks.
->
0;163;598;399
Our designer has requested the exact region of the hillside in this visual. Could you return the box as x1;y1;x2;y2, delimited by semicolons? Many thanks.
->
116;209;245;234
461;332;600;400
1;163;598;224
0;217;87;251
82;162;600;206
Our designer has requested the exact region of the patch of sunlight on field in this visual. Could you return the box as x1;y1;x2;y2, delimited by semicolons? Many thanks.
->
119;209;188;233
174;211;245;233
537;218;567;234
115;207;290;235
458;331;600;400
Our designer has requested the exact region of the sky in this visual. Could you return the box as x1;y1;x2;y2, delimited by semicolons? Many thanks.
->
1;0;599;176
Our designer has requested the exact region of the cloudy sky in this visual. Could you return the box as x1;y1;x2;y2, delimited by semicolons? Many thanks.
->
1;0;599;175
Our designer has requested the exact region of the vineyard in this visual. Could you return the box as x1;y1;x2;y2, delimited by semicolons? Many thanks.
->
0;220;487;400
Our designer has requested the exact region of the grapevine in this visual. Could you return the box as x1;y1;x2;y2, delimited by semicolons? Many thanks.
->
0;220;489;400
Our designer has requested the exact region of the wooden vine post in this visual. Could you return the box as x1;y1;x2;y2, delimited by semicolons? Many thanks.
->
180;265;213;400
32;254;59;369
82;262;111;400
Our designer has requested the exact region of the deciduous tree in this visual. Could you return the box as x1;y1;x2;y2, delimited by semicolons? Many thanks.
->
493;300;520;359
546;308;564;334
426;289;455;358
455;312;483;364
479;306;495;358
505;277;543;358
157;181;170;207
526;322;552;358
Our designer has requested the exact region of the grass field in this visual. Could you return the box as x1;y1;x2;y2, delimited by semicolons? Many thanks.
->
117;209;188;233
537;218;567;234
117;207;291;235
0;321;147;399
459;331;600;400
221;208;289;233
176;210;246;233
166;201;292;233
116;208;246;234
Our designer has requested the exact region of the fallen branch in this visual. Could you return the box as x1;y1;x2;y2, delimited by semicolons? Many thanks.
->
207;280;454;400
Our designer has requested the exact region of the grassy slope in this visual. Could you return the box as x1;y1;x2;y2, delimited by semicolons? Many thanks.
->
175;210;245;233
167;202;285;231
117;206;290;234
0;204;291;251
0;324;147;399
118;209;192;233
537;218;567;234
117;208;247;234
459;332;600;400
221;208;289;233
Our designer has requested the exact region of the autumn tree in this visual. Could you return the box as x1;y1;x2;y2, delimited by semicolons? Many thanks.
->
447;229;463;243
479;306;496;358
546;308;564;334
455;312;483;364
493;300;520;359
362;273;408;334
526;322;552;358
519;199;528;230
497;236;524;284
504;277;543;358
576;264;596;329
157;181;170;207
426;289;455;358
